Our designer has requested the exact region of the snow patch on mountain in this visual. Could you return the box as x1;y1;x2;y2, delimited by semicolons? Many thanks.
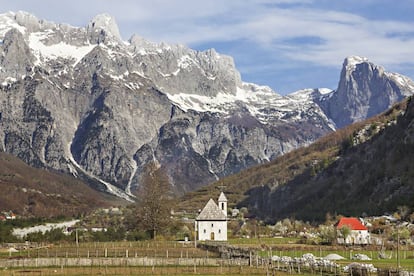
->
126;160;138;197
29;31;95;66
164;82;335;125
165;82;282;114
386;72;414;96
1;77;17;86
67;143;133;202
178;55;194;69
344;56;369;73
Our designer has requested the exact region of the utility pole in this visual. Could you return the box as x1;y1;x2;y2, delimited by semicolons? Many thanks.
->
76;228;79;246
194;221;197;248
397;229;400;270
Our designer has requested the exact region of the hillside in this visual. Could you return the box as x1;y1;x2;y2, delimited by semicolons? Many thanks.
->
178;99;410;220
0;152;115;218
247;96;414;222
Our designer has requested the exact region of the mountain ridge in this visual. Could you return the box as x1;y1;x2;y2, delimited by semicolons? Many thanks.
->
0;11;413;199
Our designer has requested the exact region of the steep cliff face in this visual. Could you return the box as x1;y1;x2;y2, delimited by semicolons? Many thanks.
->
0;12;413;199
316;56;414;128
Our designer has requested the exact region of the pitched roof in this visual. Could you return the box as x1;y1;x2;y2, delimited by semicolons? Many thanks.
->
196;199;226;221
218;192;227;202
336;217;367;231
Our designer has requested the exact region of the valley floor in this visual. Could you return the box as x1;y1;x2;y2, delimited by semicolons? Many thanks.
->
1;240;414;275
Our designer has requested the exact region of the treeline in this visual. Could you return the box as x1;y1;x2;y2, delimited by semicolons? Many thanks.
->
0;217;68;243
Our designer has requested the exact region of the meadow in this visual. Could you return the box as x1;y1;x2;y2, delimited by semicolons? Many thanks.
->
1;239;414;275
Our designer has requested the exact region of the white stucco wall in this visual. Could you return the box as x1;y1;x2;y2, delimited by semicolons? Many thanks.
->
337;230;371;245
218;201;227;216
197;220;227;241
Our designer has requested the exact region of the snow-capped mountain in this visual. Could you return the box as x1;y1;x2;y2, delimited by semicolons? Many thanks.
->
0;11;413;198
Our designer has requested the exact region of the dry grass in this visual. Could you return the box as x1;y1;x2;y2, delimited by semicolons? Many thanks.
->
0;152;116;218
1;266;275;275
6;241;218;259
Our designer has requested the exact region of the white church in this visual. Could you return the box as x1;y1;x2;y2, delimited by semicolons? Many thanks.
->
195;192;228;241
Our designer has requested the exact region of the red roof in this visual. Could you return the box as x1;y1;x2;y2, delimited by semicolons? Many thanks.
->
336;217;367;231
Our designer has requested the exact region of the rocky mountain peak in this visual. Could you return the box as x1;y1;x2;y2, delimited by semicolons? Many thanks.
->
129;34;156;50
13;11;42;32
343;55;369;72
87;13;122;43
342;56;385;80
0;28;35;79
316;56;414;128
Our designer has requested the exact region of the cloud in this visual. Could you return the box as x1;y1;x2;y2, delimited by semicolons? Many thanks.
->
99;1;414;70
1;0;413;93
3;0;413;67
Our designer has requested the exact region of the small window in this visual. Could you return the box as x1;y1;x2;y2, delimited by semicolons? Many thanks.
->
203;229;206;234
218;229;221;234
211;223;214;227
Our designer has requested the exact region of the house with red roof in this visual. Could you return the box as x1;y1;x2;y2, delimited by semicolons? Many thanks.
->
336;217;370;245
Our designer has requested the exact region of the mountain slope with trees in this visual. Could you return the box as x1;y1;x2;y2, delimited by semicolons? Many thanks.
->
179;99;412;222
248;97;414;222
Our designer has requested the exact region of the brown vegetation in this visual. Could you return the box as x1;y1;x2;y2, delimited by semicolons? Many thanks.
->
0;152;114;218
178;99;409;220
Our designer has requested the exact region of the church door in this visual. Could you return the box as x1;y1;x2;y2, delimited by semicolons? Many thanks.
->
210;232;215;240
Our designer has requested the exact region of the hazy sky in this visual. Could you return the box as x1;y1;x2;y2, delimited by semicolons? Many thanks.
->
1;0;414;94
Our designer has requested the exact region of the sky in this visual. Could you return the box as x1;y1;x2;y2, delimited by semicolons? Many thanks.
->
1;0;414;94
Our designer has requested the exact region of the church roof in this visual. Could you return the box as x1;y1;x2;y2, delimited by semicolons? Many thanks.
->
218;192;227;202
196;199;226;221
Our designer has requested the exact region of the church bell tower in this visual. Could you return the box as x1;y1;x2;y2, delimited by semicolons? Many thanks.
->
218;192;227;217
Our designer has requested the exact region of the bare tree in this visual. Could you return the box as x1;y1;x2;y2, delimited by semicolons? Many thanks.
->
137;162;173;239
